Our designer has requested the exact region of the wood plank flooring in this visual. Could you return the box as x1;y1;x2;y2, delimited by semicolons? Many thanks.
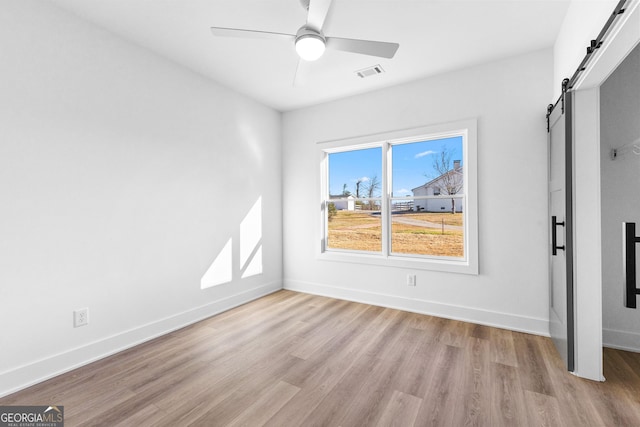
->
2;290;640;426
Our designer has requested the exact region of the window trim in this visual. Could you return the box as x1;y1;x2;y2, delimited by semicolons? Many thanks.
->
317;119;478;275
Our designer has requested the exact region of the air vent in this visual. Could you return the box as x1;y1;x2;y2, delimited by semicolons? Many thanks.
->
355;64;385;78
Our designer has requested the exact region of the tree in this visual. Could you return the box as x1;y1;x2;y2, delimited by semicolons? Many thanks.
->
341;183;351;196
364;175;381;210
355;179;363;198
430;147;463;213
327;202;337;221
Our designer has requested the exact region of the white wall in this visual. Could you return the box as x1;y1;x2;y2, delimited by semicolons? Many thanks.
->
600;43;640;351
0;0;282;396
553;0;620;99
282;49;553;334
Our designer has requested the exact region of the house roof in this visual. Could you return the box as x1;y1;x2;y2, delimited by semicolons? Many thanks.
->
411;168;463;192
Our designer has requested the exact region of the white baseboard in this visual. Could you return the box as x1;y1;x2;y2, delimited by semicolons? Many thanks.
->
0;281;282;398
284;279;549;336
603;328;640;353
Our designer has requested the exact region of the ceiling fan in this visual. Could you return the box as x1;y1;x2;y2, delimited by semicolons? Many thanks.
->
210;0;399;84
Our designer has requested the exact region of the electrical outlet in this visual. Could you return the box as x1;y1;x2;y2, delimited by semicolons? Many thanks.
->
74;308;89;327
407;274;416;286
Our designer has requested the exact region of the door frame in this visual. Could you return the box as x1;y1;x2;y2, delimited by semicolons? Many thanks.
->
570;0;640;381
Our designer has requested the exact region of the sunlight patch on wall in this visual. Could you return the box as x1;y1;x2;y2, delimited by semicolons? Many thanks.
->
200;238;232;289
240;197;262;278
200;196;263;289
242;246;263;279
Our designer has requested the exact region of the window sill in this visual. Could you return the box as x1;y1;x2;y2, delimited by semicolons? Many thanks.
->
317;250;478;275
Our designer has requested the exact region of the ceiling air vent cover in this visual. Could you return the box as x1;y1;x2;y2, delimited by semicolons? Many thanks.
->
356;64;385;78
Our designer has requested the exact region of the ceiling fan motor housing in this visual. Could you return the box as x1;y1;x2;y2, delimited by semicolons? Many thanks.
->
295;26;325;42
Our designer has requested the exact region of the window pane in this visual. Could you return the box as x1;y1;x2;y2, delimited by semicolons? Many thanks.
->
391;209;464;258
328;147;382;199
391;136;464;257
327;147;383;252
391;137;463;199
327;207;382;252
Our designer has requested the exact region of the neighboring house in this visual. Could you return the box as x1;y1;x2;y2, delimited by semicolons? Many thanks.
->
329;194;355;211
412;160;464;213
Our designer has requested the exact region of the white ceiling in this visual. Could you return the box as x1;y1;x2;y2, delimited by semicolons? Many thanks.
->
50;0;571;112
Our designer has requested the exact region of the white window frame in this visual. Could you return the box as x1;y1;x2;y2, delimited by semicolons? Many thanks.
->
317;119;478;275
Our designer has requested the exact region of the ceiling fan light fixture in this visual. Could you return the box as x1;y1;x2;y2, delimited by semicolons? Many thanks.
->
295;31;325;61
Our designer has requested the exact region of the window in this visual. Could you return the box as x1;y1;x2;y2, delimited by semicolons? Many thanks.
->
319;120;478;274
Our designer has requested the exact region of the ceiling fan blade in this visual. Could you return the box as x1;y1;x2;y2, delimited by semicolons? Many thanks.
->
210;27;295;43
326;37;399;59
306;0;333;31
293;59;311;87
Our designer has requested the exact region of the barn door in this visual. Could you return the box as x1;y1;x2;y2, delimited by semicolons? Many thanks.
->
547;82;574;372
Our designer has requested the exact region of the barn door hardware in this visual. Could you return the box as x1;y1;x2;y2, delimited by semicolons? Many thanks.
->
546;1;627;132
546;104;553;132
552;216;565;256
545;80;569;133
561;78;569;113
566;0;627;90
623;222;640;308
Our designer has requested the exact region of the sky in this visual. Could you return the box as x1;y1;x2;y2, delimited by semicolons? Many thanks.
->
328;136;463;197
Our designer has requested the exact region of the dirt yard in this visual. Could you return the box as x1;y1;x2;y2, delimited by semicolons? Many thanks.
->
327;211;464;257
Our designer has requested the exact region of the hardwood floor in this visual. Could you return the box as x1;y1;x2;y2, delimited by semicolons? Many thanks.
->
3;290;640;426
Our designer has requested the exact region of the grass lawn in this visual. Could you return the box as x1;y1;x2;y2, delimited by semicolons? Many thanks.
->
327;211;464;257
327;211;382;252
397;212;464;227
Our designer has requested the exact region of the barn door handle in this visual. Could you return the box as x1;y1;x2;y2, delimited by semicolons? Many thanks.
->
624;222;640;309
552;216;565;256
